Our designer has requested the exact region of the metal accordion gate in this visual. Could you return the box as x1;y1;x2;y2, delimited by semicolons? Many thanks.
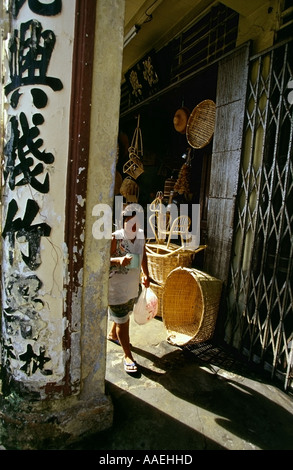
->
226;39;293;392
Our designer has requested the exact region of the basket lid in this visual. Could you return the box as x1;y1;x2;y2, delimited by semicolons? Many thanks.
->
186;99;216;149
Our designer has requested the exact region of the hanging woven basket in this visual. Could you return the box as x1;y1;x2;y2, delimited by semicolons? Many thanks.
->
163;267;222;346
123;115;144;179
186;99;216;149
123;154;144;179
120;176;139;202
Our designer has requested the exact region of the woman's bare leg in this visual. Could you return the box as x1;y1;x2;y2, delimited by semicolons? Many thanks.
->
108;322;118;341
116;320;136;371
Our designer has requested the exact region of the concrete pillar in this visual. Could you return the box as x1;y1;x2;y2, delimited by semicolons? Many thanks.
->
0;0;125;449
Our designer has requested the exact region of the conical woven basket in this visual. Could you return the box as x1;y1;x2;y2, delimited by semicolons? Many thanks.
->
163;267;222;346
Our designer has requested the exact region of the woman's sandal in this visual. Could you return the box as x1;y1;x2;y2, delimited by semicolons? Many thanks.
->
124;360;138;373
107;337;132;348
107;337;121;346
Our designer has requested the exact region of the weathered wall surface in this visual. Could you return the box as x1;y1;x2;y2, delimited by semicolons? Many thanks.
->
80;0;126;399
223;0;279;53
1;0;75;392
0;0;125;449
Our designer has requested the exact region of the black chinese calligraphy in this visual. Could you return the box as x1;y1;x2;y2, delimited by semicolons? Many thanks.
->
3;339;17;362
12;0;62;19
4;112;54;193
3;273;46;340
2;198;51;270
31;88;48;108
19;344;52;376
5;19;63;96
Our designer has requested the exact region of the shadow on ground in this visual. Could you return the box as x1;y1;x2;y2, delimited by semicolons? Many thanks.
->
66;321;293;451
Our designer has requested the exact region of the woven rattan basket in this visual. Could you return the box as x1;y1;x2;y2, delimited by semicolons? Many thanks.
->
150;281;164;317
163;267;222;346
120;176;139;202
186;99;216;149
123;114;144;179
123;153;144;179
146;243;194;286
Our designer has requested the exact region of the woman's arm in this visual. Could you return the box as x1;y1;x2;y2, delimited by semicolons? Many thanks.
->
110;236;132;267
141;244;151;287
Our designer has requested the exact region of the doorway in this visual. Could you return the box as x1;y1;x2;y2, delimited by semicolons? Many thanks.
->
118;63;218;254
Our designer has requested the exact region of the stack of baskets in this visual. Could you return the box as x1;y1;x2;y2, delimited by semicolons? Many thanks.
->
162;267;222;346
146;243;194;317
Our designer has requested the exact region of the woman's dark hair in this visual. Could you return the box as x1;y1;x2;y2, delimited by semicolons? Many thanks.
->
123;210;136;220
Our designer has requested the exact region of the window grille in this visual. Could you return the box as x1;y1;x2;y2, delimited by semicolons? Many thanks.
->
120;3;238;115
170;4;238;83
277;0;293;42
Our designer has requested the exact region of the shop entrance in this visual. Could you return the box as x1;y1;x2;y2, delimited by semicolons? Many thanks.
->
118;63;218;258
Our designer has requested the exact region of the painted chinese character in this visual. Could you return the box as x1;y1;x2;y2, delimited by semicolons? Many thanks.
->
129;70;143;98
4;112;53;192
19;344;52;376
2;198;51;269
12;0;62;18
143;56;159;87
5;19;63;96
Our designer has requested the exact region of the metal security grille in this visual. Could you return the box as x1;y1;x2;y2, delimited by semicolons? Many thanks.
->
227;40;293;391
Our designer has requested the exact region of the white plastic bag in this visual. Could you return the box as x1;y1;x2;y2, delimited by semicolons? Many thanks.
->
133;286;158;325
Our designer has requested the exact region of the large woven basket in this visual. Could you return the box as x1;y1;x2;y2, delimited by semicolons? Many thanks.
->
146;243;194;285
163;267;222;346
186;99;216;149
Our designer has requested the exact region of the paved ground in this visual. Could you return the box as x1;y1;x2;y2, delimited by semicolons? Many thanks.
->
1;312;292;453
69;315;293;451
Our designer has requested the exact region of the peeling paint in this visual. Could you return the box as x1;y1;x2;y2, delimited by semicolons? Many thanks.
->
77;195;86;207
